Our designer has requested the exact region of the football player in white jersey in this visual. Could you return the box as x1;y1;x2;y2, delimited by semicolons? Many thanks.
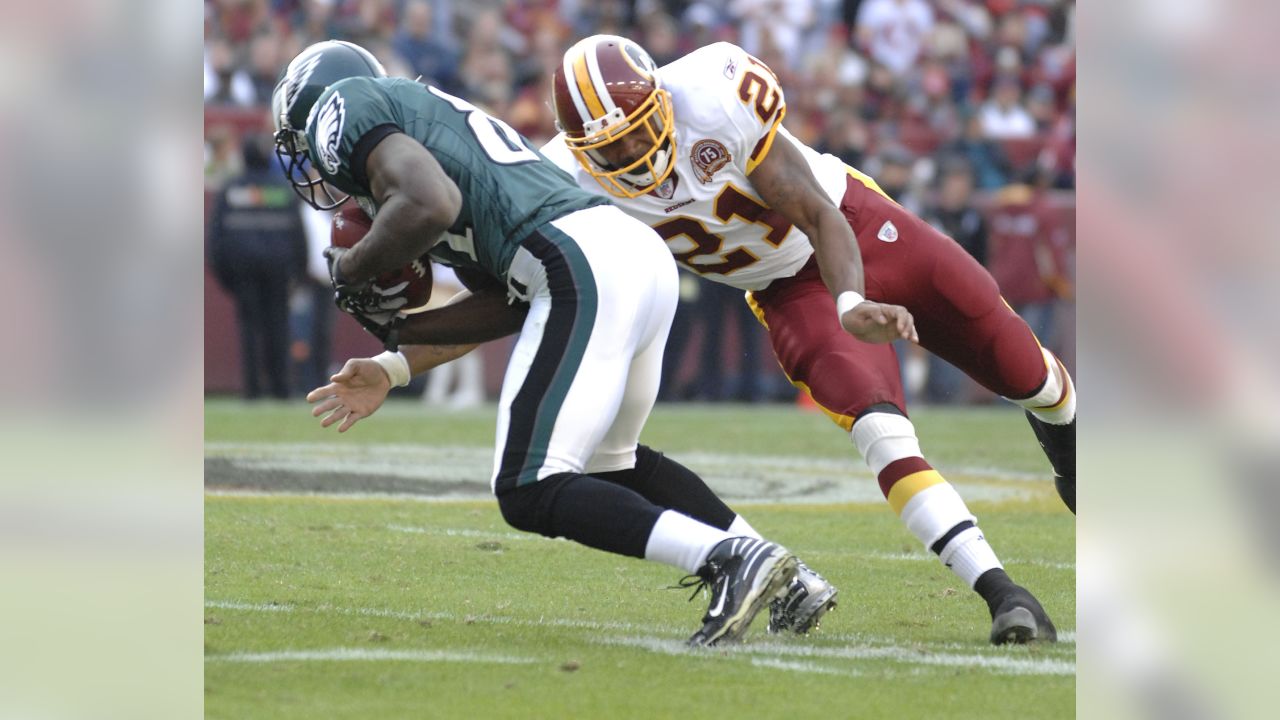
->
543;36;1076;644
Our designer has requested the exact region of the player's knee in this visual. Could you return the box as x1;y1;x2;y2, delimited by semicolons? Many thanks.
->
495;473;575;537
804;350;896;416
592;445;662;492
985;314;1052;398
851;410;923;476
633;444;663;480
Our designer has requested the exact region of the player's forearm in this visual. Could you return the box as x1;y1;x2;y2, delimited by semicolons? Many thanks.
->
809;208;866;298
396;287;528;345
339;195;450;283
400;343;480;375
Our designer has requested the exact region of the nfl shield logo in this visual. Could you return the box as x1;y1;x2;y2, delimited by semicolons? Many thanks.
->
877;220;898;243
654;177;676;200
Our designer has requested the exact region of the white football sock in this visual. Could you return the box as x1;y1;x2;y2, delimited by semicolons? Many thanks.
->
938;526;1003;588
644;510;732;573
728;514;762;539
1013;348;1076;425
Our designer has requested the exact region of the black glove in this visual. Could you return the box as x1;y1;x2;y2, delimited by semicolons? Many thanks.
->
324;246;370;312
324;246;406;351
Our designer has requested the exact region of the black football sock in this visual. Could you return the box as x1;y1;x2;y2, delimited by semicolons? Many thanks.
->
593;445;737;530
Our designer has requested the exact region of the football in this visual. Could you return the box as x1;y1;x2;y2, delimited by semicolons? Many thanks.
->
331;205;433;311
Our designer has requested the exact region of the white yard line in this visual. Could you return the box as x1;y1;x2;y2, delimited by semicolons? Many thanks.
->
207;648;539;664
206;600;295;612
749;658;862;676
206;599;1074;676
385;524;531;541
599;635;1074;676
208;598;687;635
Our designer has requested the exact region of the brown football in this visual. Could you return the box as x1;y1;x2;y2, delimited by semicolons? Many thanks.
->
331;205;433;310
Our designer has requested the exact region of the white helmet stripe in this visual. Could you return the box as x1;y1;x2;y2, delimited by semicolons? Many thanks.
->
584;43;617;114
562;42;592;123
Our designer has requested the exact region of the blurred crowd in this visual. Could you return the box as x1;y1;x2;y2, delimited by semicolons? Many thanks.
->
205;0;1075;404
207;0;1075;188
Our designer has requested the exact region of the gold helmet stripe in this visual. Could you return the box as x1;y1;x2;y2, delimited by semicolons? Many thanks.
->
572;50;607;119
584;42;618;114
560;48;591;123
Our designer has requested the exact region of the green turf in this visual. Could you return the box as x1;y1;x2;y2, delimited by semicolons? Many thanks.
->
205;399;1074;719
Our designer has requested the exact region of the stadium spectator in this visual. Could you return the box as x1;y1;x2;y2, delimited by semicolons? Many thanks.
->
920;157;989;403
855;0;935;78
729;0;817;71
290;204;337;396
293;0;342;47
207;135;308;399
391;0;460;94
816;107;871;169
204;125;244;191
979;75;1036;139
203;39;239;105
940;109;1013;189
873;144;926;215
986;183;1072;350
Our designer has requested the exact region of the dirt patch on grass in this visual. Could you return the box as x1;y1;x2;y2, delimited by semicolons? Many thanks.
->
204;457;490;498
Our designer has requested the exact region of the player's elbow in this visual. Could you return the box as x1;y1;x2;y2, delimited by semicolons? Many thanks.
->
395;182;460;237
797;203;845;244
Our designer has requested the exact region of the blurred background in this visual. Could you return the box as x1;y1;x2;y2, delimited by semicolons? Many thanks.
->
203;0;1076;409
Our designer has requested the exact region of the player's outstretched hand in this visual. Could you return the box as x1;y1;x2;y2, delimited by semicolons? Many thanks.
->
305;358;392;433
840;301;919;344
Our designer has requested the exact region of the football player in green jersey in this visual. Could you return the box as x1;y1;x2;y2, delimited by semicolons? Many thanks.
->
273;41;836;645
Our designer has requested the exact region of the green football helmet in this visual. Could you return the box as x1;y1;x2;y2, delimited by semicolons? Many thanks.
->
270;40;387;209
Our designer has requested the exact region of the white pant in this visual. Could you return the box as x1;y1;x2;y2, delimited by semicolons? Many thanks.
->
490;205;677;491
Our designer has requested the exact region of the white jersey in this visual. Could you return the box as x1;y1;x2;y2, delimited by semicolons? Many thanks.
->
542;42;857;291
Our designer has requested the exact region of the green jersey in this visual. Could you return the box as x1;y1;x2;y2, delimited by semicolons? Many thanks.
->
304;76;607;279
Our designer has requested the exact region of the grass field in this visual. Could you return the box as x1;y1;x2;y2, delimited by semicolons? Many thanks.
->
205;399;1075;719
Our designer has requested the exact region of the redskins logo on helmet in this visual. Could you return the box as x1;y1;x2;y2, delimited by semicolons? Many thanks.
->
553;35;676;199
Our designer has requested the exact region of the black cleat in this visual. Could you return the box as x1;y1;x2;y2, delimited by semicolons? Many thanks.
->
683;537;798;647
989;585;1058;645
767;561;838;634
1026;411;1075;513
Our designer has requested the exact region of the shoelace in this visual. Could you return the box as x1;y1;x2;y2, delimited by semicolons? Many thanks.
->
669;564;718;603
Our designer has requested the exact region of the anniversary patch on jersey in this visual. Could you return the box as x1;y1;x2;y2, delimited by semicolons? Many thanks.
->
691;139;731;184
314;92;347;175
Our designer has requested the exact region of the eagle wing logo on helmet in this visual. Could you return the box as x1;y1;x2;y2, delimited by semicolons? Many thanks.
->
691;139;731;184
283;53;323;118
313;92;347;175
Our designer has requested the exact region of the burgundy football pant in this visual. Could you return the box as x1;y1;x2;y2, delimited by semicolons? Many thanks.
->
747;174;1048;426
